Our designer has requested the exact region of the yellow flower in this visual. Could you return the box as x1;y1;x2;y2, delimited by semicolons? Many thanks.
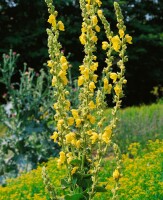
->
58;21;65;31
103;78;112;94
93;74;98;83
113;169;120;179
65;132;75;144
79;33;86;45
90;132;99;144
91;35;98;43
111;35;121;52
79;65;85;72
110;72;118;83
75;140;81;148
97;9;103;17
125;34;132;44
87;114;96;124
52;76;57;86
78;75;84;86
60;151;66;163
67;117;74;126
90;62;98;71
96;0;102;7
58;70;68;85
60;56;67;64
71;109;79;118
95;25;100;32
91;15;98;26
102;126;112;143
123;79;127;84
66;152;73;164
50;132;58;142
102;41;109;50
47;60;53;68
57;119;64;131
114;84;121;96
89;82;96;92
82;68;89;80
71;167;79;175
65;100;70;111
76;118;82;127
88;101;96;110
47;14;56;28
119;29;124;38
53;103;58;110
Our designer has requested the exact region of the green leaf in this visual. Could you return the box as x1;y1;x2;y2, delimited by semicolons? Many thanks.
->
61;179;70;188
95;186;107;192
64;193;84;200
70;159;81;166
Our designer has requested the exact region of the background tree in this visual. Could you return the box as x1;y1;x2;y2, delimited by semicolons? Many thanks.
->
0;0;162;105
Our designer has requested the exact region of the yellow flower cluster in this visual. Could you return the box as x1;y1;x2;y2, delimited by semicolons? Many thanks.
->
1;140;162;200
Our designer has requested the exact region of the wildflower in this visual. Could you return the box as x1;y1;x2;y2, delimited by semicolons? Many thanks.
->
92;15;98;26
114;84;121;96
57;119;64;131
67;152;73;164
59;151;66;164
58;21;65;31
89;82;96;92
67;117;74;126
93;74;98;83
102;126;112;143
90;132;99;144
119;29;124;38
78;75;84;86
87;114;96;124
91;35;98;43
123;79;127;84
96;0;102;7
76;118;82;127
79;33;86;45
88;101;96;110
47;60;53;67
65;132;76;144
113;169;120;179
95;25;100;32
79;65;85;72
75;140;81;148
50;132;58;142
102;41;109;50
103;78;112;94
111;35;121;52
110;72;118;83
125;34;132;44
52;76;57;86
65;100;70;111
71;167;79;175
97;9;103;17
48;14;56;28
71;109;79;118
90;62;98;71
60;56;67;64
82;68;89;80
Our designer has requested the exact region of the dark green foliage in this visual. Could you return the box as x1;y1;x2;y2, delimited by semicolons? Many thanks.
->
0;0;163;105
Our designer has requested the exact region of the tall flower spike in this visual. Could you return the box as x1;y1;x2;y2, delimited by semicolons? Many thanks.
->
43;0;131;199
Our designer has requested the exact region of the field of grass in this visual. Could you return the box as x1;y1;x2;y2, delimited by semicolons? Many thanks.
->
105;100;163;152
0;101;162;200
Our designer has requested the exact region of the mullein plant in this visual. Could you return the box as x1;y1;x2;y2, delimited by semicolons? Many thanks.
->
43;0;132;200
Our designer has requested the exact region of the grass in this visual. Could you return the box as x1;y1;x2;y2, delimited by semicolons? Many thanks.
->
104;100;163;152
